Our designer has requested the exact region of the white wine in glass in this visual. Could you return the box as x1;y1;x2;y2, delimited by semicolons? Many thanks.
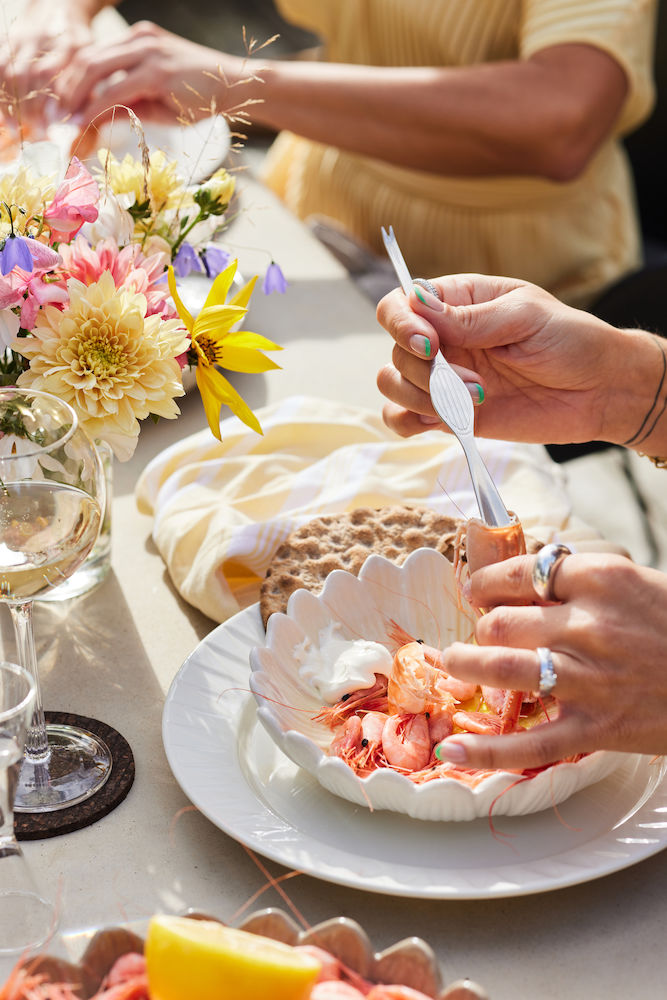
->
0;388;107;812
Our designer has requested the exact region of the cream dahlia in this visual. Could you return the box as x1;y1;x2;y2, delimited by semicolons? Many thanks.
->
13;271;189;460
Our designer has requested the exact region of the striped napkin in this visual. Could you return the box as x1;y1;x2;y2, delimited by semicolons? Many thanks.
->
136;396;616;623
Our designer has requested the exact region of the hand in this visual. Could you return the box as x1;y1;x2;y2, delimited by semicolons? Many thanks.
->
0;0;95;130
376;274;663;448
428;550;667;770
57;21;248;155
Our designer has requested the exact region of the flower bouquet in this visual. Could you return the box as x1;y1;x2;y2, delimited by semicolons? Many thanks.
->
0;139;284;594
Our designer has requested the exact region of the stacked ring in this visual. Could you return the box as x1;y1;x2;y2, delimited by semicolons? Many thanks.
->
536;647;558;697
414;278;442;300
531;543;571;602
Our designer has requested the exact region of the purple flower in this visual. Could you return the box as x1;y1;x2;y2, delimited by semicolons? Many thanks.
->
0;234;34;276
202;244;232;279
262;260;287;295
172;242;204;278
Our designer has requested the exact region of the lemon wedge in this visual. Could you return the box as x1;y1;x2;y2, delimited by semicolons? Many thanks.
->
145;915;322;1000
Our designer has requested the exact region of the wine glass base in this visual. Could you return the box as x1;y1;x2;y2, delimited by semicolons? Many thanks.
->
14;723;112;813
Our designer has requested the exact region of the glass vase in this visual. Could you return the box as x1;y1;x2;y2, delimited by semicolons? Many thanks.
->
36;439;113;603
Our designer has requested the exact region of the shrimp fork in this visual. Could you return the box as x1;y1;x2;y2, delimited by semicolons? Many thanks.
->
381;226;511;527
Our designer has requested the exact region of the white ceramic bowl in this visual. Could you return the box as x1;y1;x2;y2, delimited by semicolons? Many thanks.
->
249;548;622;821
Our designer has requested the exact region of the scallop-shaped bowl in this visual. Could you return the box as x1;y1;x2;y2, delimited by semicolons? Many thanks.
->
21;909;488;1000
249;547;623;821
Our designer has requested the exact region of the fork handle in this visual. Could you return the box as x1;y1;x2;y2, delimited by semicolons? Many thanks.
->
459;435;513;527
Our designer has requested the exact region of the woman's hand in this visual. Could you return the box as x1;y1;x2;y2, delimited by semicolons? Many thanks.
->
0;0;97;128
427;550;667;770
376;274;665;449
57;21;250;151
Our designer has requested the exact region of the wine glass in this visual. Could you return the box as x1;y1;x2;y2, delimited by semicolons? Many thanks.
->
0;387;106;813
0;660;57;970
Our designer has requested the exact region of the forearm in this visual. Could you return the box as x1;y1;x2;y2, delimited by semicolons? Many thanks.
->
225;43;626;178
600;329;667;457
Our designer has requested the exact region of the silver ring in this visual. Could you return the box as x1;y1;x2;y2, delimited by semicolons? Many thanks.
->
532;543;571;602
414;278;442;301
536;647;558;697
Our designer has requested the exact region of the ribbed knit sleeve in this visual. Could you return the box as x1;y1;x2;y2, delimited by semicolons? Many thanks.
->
521;0;657;134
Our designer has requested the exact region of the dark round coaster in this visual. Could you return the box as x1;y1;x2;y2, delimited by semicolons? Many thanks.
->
15;712;135;841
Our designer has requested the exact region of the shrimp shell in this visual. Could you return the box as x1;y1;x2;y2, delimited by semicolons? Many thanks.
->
461;513;526;575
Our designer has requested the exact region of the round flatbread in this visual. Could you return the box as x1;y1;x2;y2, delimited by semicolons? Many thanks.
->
259;505;462;628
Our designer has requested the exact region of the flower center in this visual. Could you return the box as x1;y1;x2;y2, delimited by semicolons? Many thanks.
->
196;334;222;366
78;325;125;375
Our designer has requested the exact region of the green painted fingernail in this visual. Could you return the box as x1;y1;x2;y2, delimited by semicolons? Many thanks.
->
466;382;485;405
409;334;431;358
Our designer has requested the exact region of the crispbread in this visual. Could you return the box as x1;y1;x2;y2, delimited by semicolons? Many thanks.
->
259;505;462;628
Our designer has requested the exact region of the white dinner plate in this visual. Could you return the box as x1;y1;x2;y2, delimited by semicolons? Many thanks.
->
163;605;667;900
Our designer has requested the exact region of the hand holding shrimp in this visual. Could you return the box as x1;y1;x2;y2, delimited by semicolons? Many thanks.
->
432;549;667;772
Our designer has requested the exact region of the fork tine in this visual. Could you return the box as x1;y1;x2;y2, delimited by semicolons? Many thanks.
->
381;225;413;295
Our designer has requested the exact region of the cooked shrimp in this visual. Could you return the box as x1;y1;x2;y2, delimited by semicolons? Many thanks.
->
454;513;526;581
388;642;457;715
427;708;454;745
310;983;367;1000
366;985;435;999
0;963;79;1000
314;675;389;728
294;945;344;983
382;713;431;772
330;715;363;760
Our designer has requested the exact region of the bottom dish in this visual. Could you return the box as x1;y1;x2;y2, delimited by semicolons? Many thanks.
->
21;910;487;1000
163;604;667;900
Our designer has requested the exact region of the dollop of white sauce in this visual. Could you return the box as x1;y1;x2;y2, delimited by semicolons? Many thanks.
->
294;622;393;703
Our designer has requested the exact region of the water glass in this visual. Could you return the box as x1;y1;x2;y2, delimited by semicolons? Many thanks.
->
0;661;56;970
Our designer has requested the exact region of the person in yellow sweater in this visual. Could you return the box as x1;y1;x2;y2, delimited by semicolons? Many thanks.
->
4;0;657;309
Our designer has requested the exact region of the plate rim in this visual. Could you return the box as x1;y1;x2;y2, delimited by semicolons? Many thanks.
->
162;603;667;900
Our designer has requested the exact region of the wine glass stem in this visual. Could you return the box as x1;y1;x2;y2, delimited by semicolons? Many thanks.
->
8;601;49;761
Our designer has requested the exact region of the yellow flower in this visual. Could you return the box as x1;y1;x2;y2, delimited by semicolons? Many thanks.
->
13;272;189;461
0;164;57;239
168;260;282;439
98;148;190;213
200;167;235;207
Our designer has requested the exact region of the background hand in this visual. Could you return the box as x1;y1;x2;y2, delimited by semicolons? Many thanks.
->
0;0;95;131
58;21;246;151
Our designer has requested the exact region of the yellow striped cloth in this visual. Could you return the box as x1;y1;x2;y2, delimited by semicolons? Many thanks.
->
265;0;656;307
136;396;619;623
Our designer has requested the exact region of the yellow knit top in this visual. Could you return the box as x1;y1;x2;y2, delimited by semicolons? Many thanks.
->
263;0;656;307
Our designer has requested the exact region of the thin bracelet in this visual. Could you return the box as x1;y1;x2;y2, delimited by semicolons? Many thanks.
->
623;337;667;446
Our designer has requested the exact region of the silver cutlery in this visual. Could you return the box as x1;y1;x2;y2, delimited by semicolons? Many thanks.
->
381;226;511;526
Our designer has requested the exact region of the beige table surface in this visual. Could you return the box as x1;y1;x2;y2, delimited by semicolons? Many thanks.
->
4;166;662;1000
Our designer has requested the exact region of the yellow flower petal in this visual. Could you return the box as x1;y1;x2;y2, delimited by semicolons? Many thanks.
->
167;266;194;333
196;363;262;439
193;304;246;338
203;262;238;309
228;273;258;310
222;331;283;353
221;346;281;374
